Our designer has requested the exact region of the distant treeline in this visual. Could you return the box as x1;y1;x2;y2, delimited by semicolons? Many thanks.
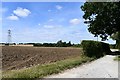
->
33;40;81;47
1;40;82;47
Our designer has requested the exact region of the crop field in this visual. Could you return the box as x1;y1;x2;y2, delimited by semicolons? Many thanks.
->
2;46;82;71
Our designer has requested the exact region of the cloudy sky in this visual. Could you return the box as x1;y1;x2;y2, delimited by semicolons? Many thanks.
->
1;2;115;44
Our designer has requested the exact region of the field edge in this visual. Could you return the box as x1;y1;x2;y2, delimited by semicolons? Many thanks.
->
114;55;120;61
2;55;96;79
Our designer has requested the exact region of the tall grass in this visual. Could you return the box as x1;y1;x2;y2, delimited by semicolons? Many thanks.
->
114;56;120;61
2;56;95;79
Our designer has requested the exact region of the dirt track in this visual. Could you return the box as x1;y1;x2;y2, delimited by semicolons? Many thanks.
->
2;46;82;71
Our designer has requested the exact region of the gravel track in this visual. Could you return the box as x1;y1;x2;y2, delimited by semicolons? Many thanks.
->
46;55;118;78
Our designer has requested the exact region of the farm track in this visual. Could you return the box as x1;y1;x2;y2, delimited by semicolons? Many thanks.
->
46;55;118;78
2;46;82;71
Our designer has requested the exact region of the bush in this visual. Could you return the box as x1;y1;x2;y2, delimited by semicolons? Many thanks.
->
101;42;111;54
109;44;117;49
110;43;120;50
81;40;111;58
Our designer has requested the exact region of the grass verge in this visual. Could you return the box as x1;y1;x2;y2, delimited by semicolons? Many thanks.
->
114;56;120;61
2;55;95;80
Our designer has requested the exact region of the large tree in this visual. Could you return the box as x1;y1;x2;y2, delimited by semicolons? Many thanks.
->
81;2;120;40
81;2;120;49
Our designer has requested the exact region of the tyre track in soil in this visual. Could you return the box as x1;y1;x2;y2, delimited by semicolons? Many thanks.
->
2;47;82;71
7;54;39;70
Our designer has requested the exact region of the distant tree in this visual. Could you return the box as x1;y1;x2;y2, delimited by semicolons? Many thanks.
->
57;40;63;47
62;42;67;47
13;43;16;45
33;40;73;47
67;41;72;47
34;43;43;47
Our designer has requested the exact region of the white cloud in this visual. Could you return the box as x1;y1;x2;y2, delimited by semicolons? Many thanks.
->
43;25;55;28
56;5;62;10
48;19;53;22
48;9;52;12
13;7;31;17
70;18;81;25
38;23;41;26
7;14;19;21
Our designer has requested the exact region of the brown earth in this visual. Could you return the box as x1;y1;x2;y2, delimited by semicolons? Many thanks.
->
2;46;82;71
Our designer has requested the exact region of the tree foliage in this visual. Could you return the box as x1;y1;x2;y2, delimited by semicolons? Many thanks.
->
81;2;120;41
111;31;120;49
111;31;120;40
33;40;72;47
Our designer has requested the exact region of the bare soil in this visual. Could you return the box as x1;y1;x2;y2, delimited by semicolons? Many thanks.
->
2;46;82;71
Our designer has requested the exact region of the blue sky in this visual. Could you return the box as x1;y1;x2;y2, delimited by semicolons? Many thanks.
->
1;2;115;44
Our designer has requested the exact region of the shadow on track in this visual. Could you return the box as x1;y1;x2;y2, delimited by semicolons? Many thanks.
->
109;50;120;55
